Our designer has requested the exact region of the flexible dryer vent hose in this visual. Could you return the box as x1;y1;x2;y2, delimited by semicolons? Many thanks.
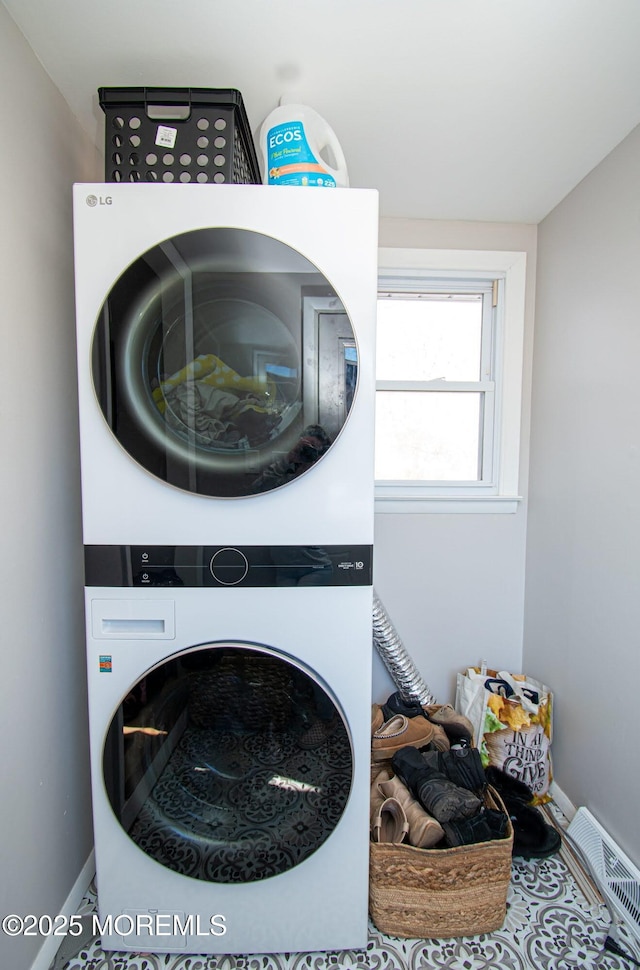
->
372;589;437;706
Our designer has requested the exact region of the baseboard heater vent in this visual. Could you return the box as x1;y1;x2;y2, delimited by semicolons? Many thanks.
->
567;807;640;940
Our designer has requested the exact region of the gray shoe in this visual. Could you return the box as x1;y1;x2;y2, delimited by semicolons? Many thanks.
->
392;746;482;823
424;703;474;745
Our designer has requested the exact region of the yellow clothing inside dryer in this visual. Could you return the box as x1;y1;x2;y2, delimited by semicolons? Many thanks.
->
152;354;276;414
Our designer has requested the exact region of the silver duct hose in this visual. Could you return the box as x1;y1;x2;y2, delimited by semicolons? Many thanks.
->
372;589;437;706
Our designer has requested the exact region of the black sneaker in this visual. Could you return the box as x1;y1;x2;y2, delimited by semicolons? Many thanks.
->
382;690;426;722
392;746;482;824
443;808;509;847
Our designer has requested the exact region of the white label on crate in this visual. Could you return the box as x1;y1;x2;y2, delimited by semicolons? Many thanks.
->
155;125;178;149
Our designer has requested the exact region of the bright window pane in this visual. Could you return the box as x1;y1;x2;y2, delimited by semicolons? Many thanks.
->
376;297;482;382
375;391;481;481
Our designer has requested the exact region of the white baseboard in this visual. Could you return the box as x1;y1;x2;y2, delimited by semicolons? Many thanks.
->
550;779;577;822
30;851;95;970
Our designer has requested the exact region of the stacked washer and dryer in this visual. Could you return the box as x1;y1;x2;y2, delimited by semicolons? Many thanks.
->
73;183;379;955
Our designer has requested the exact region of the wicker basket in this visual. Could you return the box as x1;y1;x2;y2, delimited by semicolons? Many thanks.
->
369;783;513;939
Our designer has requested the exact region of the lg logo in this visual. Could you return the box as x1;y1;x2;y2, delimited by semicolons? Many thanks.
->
86;194;113;207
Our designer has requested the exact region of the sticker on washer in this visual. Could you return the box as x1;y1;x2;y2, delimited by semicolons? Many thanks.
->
155;125;178;149
99;655;113;673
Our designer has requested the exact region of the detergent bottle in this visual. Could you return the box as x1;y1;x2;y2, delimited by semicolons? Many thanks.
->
259;102;349;187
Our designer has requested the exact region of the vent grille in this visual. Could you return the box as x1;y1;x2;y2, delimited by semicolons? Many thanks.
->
567;808;640;939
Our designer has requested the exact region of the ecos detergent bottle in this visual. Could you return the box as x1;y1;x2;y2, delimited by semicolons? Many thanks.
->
259;103;349;187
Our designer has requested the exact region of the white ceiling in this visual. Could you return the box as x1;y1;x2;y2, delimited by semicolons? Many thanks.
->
5;0;640;223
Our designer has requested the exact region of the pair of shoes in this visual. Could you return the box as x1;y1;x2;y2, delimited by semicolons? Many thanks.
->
372;713;448;762
382;692;473;746
421;746;486;792
370;769;409;843
423;703;475;746
373;767;445;848
443;808;509;847
391;746;482;823
485;766;561;859
375;699;449;752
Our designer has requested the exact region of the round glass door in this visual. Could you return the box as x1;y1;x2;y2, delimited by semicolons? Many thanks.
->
92;228;358;497
103;645;353;882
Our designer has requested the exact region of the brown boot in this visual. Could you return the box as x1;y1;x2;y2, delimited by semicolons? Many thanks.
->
370;765;394;819
379;774;445;848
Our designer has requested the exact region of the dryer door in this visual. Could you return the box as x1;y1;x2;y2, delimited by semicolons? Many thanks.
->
92;228;357;497
103;644;353;882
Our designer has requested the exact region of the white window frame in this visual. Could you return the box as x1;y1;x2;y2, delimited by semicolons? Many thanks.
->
375;248;526;514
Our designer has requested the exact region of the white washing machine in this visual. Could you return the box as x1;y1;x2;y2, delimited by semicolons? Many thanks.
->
73;183;378;547
85;544;372;955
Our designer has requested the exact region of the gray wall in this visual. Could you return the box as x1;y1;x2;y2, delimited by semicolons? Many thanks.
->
0;7;100;968
525;124;640;866
373;219;537;704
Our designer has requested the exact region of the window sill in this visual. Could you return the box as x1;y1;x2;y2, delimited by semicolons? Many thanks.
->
374;494;522;514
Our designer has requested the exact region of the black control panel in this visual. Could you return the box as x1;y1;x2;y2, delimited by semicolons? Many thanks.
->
84;544;373;588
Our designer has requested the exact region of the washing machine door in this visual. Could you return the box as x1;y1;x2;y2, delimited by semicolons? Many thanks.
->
103;644;353;882
92;228;358;497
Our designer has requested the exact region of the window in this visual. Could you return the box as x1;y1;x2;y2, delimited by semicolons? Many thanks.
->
375;248;526;513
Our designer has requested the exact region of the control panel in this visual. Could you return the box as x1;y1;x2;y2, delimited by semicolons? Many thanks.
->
84;544;373;588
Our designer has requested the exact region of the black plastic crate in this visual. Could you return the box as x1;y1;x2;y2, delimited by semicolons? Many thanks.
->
99;87;261;185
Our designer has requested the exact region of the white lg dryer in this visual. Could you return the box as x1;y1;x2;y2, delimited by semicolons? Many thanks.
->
73;184;378;547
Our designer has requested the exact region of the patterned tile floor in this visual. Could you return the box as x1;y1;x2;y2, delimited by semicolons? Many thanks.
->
51;841;640;970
